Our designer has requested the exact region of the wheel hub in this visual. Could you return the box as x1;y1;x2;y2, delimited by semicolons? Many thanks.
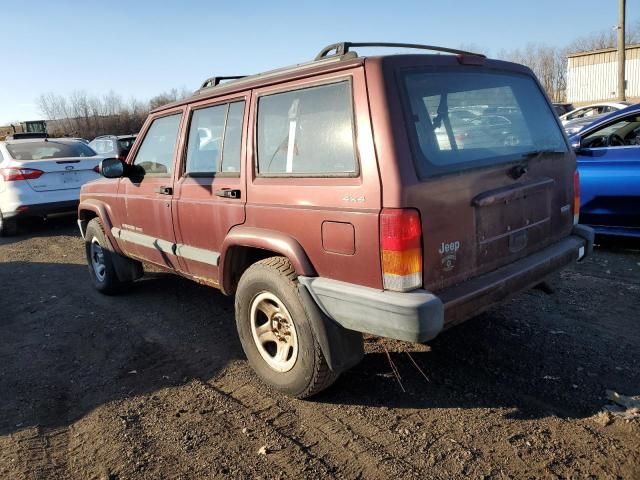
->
250;291;299;372
90;238;107;282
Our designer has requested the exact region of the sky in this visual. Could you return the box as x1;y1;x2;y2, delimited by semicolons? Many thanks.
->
1;0;638;125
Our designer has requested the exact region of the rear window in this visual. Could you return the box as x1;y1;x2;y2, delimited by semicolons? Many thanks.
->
7;141;98;160
401;68;567;177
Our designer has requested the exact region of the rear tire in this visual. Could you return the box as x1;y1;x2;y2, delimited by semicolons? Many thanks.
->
0;212;18;237
235;257;338;398
85;218;130;295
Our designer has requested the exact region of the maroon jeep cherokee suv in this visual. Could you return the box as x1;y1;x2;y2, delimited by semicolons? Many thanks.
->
79;42;594;398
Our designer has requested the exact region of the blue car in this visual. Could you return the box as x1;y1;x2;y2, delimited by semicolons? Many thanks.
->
569;103;640;238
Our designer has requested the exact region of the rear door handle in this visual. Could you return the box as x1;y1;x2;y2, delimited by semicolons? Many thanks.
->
215;188;241;199
155;186;173;195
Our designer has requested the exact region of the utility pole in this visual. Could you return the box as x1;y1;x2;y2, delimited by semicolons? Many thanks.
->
618;0;626;101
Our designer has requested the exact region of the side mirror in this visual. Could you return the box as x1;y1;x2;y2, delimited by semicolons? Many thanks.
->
100;158;125;178
570;137;580;150
570;137;583;155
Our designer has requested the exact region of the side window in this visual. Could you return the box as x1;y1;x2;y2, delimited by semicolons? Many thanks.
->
221;102;244;173
132;114;182;176
184;100;245;175
185;105;226;174
568;108;587;120
257;81;356;176
581;115;640;149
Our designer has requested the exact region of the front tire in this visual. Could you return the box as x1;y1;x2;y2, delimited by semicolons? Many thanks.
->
85;218;127;295
235;257;338;398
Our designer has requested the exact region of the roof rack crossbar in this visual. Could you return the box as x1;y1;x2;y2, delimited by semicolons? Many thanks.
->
199;75;247;89
314;42;486;61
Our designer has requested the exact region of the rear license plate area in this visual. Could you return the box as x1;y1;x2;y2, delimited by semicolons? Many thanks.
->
474;178;553;267
62;172;80;184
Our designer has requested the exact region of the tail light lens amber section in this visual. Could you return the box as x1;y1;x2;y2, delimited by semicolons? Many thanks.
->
380;208;423;292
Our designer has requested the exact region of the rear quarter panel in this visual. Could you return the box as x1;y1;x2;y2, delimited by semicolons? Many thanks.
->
245;66;383;288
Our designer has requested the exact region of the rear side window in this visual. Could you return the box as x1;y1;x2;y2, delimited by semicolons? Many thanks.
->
256;81;356;176
6;140;97;160
132;113;182;176
402;68;567;177
184;101;245;175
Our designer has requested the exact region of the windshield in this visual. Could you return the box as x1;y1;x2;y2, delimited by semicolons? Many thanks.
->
7;141;98;160
401;68;567;177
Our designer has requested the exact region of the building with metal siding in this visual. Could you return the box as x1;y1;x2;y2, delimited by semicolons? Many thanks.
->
567;44;640;105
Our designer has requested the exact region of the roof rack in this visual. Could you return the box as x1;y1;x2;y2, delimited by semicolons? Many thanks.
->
199;75;247;90
315;42;486;61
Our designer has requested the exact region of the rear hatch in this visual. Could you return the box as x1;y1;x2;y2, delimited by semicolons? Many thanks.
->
394;61;575;291
5;140;101;192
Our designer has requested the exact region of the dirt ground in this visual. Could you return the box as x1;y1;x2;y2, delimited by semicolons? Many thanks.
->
0;217;639;479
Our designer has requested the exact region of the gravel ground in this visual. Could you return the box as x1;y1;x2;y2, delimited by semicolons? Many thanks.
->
0;217;638;479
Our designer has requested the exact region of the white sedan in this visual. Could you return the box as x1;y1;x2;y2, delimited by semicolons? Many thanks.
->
0;138;102;235
560;102;632;126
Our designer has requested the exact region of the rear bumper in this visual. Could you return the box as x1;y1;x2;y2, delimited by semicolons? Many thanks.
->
300;225;594;343
439;226;592;328
298;276;444;343
2;200;79;220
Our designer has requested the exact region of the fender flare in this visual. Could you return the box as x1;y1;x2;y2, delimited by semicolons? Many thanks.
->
77;199;123;255
219;226;316;295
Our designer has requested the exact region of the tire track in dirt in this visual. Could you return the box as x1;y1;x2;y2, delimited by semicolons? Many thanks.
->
214;370;428;479
3;427;70;479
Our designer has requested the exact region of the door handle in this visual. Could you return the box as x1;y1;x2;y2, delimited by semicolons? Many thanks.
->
215;188;241;199
155;186;173;195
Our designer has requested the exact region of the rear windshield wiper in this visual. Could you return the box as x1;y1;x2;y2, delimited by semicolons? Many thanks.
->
518;149;565;160
509;150;564;179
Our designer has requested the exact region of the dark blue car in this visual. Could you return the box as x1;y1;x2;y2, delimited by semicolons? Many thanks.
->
569;103;640;238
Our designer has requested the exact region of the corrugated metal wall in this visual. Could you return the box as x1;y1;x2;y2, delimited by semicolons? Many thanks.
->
567;45;640;104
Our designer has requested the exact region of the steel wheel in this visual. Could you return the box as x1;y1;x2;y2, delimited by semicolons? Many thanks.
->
90;238;107;282
249;291;299;373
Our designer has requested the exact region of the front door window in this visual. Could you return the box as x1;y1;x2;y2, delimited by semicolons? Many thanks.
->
132;114;182;176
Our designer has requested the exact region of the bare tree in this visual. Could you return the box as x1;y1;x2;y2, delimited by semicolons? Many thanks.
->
498;44;568;102
148;87;191;110
493;17;640;102
568;18;640;53
36;89;152;139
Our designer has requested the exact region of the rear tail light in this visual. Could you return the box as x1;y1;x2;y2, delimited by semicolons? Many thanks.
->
0;168;44;182
93;164;101;173
380;208;423;292
573;170;580;225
